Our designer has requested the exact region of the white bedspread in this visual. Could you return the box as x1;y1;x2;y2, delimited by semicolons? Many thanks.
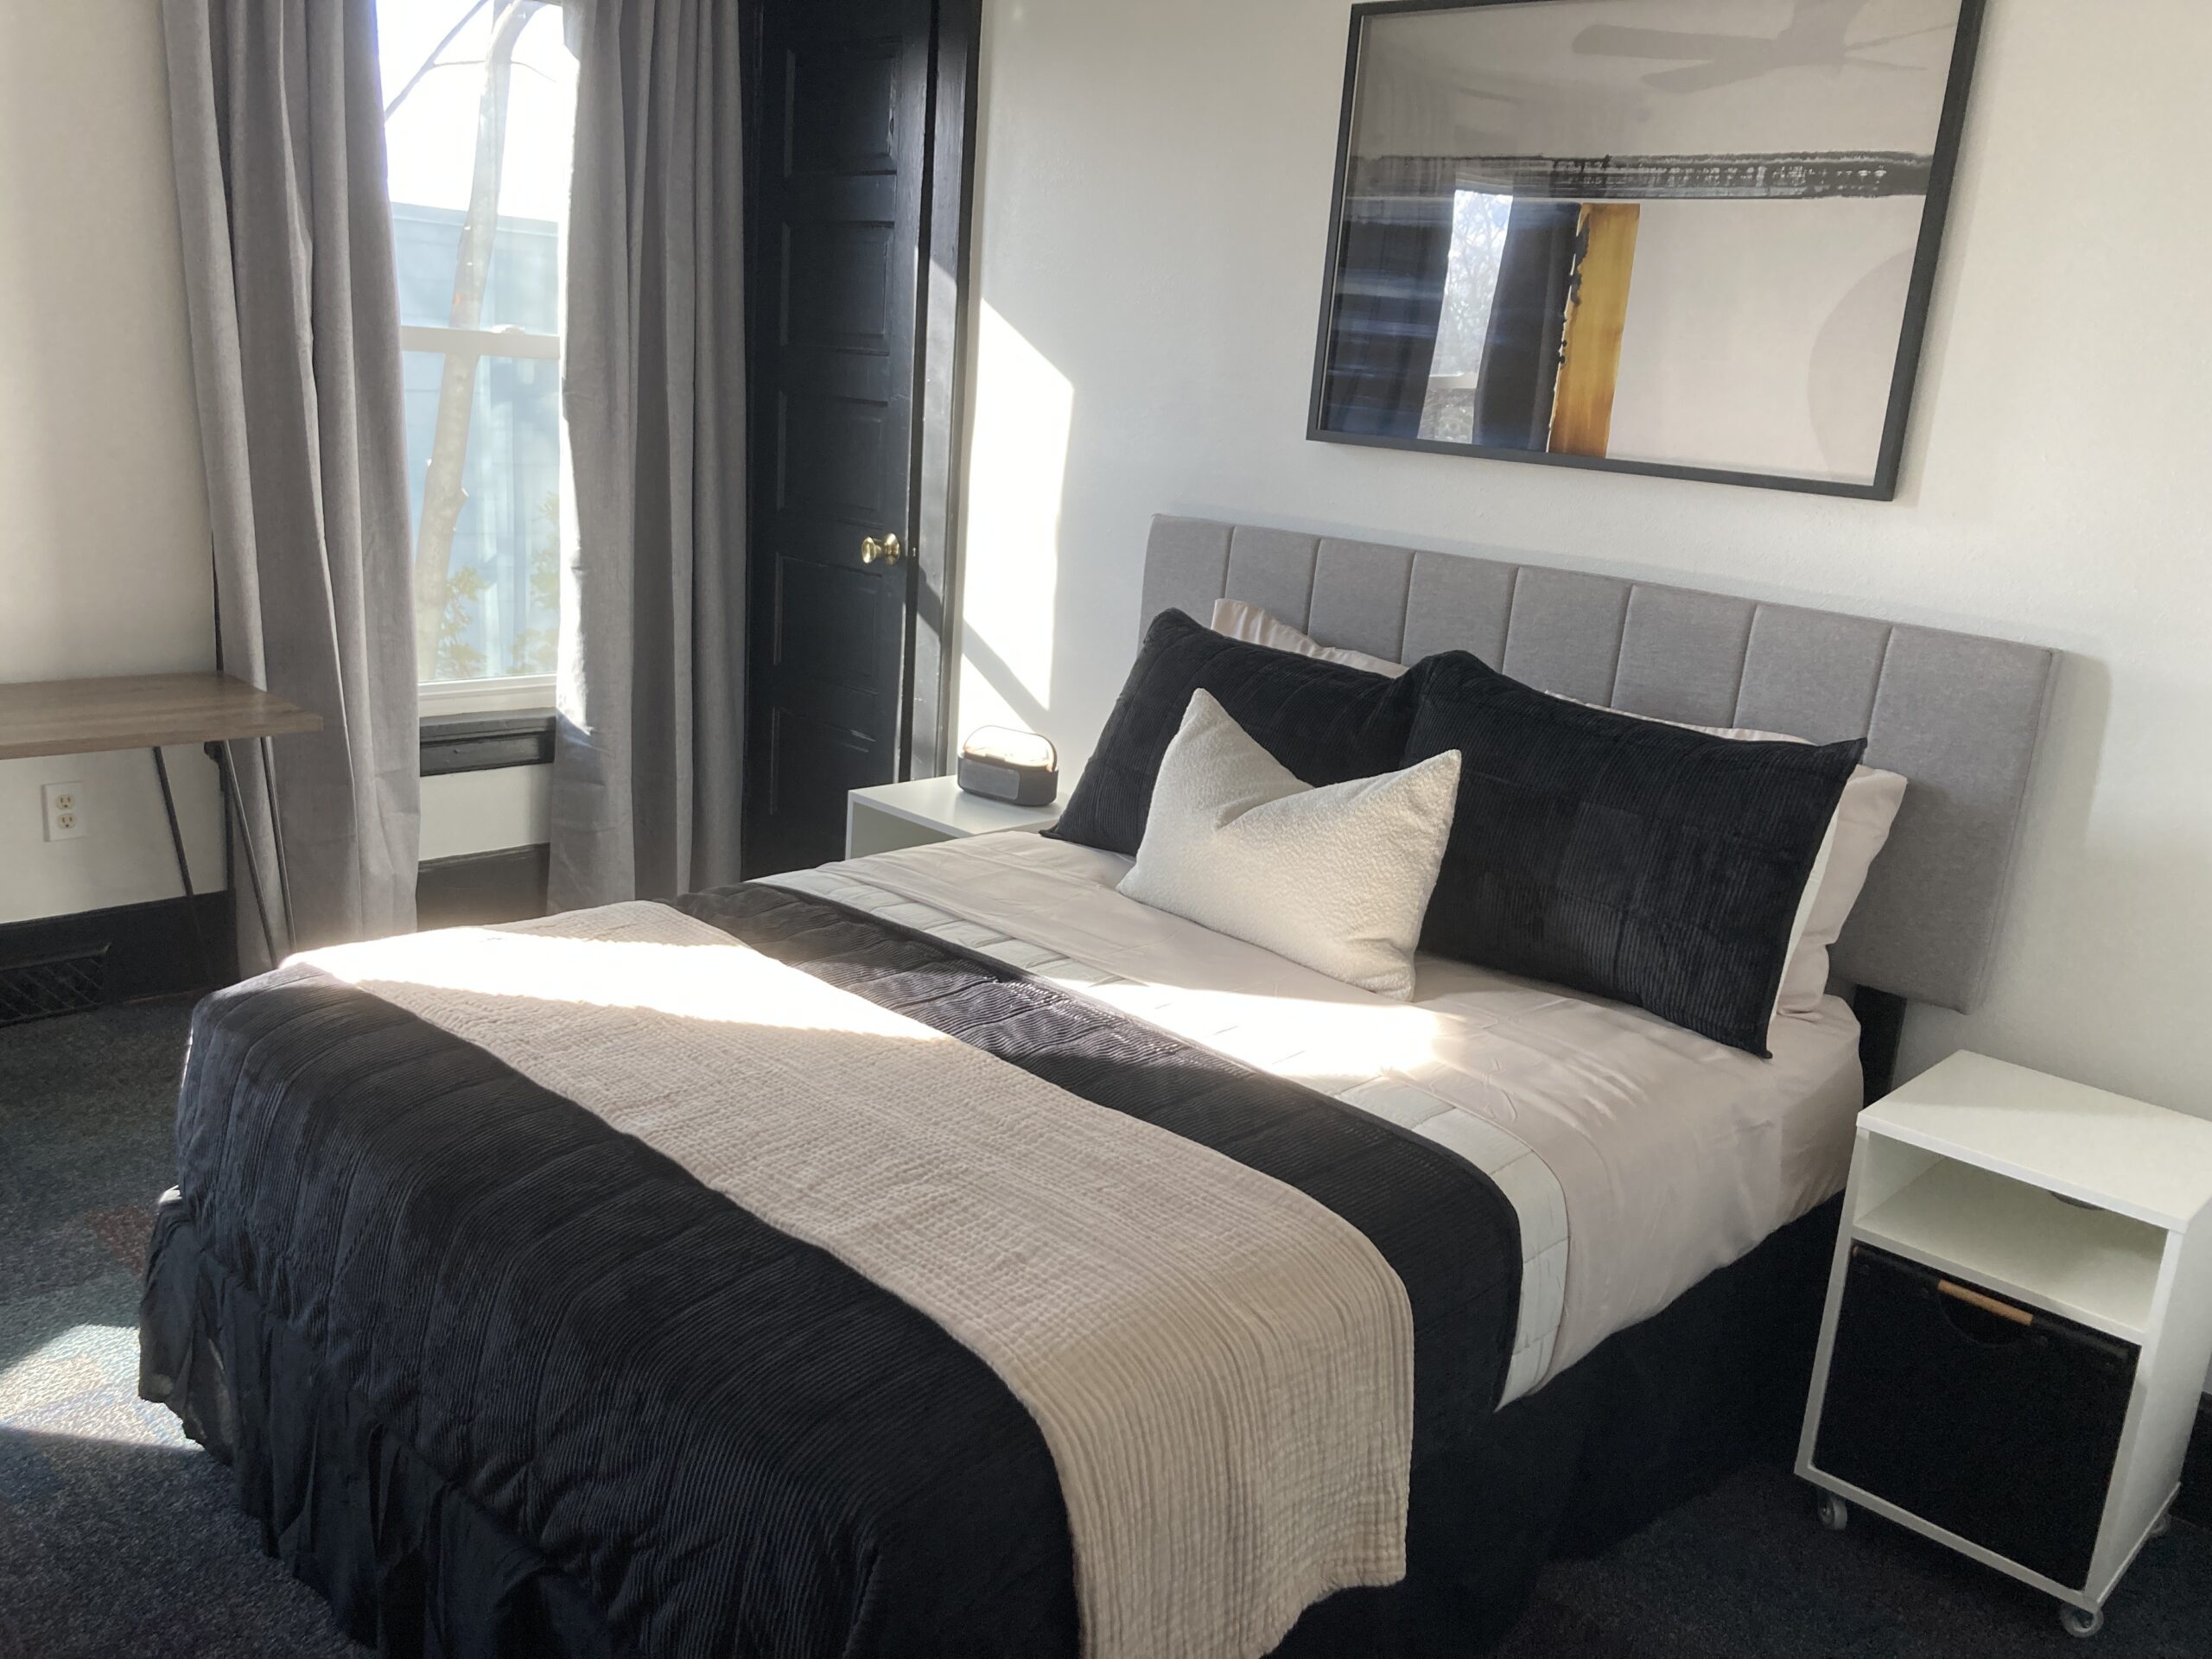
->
766;830;1863;1401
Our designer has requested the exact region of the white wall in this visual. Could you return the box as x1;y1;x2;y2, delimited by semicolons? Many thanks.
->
956;0;2212;1123
419;766;551;861
0;0;224;923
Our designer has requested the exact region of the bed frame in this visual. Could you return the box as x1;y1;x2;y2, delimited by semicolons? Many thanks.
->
1141;515;2057;1094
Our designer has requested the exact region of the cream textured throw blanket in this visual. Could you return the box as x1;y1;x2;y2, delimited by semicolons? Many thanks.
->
301;902;1415;1659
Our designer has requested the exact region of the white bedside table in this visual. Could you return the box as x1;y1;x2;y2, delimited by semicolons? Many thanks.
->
1798;1051;2212;1637
844;774;1071;861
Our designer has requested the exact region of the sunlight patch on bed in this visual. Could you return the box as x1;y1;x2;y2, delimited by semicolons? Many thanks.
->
1053;977;1447;1092
303;921;939;1042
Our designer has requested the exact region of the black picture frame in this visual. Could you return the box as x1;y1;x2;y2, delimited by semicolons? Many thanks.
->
1305;0;1986;500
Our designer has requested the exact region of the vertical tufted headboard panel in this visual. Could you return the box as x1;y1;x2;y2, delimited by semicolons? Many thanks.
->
1141;515;2056;1014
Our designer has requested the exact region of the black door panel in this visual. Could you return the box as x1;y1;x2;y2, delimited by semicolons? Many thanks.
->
745;0;933;877
778;392;891;519
786;225;894;349
775;558;887;693
788;41;900;171
766;704;884;867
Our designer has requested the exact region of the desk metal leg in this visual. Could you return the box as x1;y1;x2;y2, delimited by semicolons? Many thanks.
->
149;747;213;986
207;741;279;967
256;735;298;954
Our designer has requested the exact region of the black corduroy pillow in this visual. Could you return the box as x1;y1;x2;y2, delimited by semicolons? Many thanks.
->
1405;652;1863;1056
1047;607;1427;857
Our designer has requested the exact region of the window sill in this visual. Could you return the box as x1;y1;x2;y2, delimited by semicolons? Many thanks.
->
420;674;556;715
420;710;555;777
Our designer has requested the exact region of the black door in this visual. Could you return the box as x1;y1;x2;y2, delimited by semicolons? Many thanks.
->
743;0;934;876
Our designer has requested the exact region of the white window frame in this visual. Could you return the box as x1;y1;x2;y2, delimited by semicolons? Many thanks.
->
417;672;557;715
400;323;560;361
404;323;563;715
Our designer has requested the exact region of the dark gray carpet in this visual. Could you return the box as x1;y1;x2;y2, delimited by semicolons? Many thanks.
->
0;998;358;1659
2;997;2206;1657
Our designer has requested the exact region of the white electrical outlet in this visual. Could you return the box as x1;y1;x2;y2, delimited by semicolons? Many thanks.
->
42;781;86;842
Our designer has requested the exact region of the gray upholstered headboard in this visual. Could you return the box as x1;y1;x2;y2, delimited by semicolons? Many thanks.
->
1141;515;2056;1014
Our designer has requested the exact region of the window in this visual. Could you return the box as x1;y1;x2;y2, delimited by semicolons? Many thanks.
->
379;1;578;710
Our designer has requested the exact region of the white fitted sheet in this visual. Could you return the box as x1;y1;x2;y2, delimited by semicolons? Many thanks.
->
765;830;1863;1402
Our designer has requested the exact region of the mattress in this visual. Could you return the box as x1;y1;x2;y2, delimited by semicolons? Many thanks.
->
767;829;1865;1402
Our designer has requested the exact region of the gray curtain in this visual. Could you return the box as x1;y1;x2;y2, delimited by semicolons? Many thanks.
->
550;0;748;911
162;0;420;963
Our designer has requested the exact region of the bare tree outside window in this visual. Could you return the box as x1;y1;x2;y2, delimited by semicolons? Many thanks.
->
379;0;575;692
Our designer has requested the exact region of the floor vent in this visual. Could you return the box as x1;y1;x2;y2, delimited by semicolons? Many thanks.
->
0;946;111;1027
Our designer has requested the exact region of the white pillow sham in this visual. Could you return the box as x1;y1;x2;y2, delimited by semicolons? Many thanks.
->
1118;689;1460;1001
1775;755;1908;1011
1208;599;1409;678
1209;601;1906;1015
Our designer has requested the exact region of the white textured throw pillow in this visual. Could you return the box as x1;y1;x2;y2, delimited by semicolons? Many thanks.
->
1118;690;1460;1000
1209;599;1409;678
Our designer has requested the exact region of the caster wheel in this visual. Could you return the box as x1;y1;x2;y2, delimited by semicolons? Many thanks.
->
2150;1510;2172;1540
1816;1493;1850;1532
2062;1605;2104;1639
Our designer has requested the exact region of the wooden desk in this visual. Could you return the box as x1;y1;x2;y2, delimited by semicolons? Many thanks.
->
0;672;321;760
0;672;323;966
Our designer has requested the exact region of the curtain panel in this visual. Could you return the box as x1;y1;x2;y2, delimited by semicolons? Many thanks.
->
162;0;422;963
550;0;749;909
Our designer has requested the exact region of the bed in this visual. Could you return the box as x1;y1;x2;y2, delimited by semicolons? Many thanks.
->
139;516;2056;1658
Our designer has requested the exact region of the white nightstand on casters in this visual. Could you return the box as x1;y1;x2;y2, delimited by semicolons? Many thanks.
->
844;774;1071;861
1798;1051;2212;1637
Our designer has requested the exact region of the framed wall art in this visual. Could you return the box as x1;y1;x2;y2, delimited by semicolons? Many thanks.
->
1308;0;1985;497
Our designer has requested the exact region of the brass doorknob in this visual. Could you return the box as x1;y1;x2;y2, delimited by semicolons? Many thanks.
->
861;533;903;566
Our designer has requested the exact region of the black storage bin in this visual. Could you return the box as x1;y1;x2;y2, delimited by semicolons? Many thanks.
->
1814;1245;2137;1588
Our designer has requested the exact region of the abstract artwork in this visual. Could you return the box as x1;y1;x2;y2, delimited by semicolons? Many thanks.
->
1309;0;1983;496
